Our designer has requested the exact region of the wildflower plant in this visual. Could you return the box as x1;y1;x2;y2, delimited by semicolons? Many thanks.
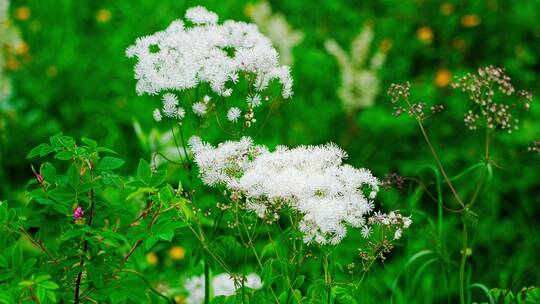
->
129;5;411;303
0;5;415;304
126;6;293;131
325;23;388;112
387;66;534;304
245;1;304;66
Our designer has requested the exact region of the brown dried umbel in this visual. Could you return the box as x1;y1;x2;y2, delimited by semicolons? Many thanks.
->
452;66;533;133
381;173;405;190
528;140;540;154
388;82;442;120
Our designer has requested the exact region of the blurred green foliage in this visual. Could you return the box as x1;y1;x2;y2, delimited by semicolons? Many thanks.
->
1;0;539;303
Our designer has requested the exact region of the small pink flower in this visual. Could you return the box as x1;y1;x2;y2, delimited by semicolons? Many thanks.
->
35;172;44;184
73;207;84;220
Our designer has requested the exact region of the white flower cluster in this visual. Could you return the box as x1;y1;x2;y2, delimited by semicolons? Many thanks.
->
190;136;386;245
184;273;262;304
368;211;412;240
325;23;388;112
245;1;304;66
126;6;293;99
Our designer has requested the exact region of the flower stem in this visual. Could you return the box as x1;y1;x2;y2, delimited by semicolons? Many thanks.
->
459;223;468;304
416;120;465;208
204;256;210;304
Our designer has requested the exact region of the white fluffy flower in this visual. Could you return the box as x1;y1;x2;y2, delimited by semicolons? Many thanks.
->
247;94;262;108
189;136;267;188
185;273;263;304
185;6;218;25
191;137;381;245
227;107;241;122
152;108;162;122
176;107;186;120
361;226;372;238
126;6;293;99
163;93;179;107
192;102;207;116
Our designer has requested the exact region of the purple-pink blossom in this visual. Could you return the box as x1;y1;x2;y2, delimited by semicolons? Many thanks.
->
73;207;84;220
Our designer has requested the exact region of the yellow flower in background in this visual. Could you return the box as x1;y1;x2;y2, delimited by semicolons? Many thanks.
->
244;3;255;17
96;8;112;23
46;66;58;78
379;38;393;52
461;15;481;27
174;295;186;304
452;38;466;50
6;58;20;71
146;252;159;265
14;6;31;21
435;69;452;87
169;245;185;260
416;26;433;44
13;41;28;55
440;3;454;15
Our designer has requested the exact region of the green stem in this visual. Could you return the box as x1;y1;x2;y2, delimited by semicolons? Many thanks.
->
416;120;465;208
204;256;210;304
459;224;468;304
119;269;174;303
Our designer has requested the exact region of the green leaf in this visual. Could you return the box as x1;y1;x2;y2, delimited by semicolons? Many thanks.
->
143;235;159;251
87;265;104;289
35;274;52;283
67;163;80;188
49;133;75;149
61;229;84;241
55;150;74;160
40;281;59;290
96;147;117;154
125;187;156;201
36;286;47;303
0;255;8;268
11;245;22;268
41;163;57;182
292;275;305;289
81;137;97;147
21;258;37;277
150;170;166;187
98;156;125;170
48;186;75;203
137;159;152;185
27;143;54;159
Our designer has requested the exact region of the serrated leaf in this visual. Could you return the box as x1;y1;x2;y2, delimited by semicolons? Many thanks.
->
98;157;125;170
